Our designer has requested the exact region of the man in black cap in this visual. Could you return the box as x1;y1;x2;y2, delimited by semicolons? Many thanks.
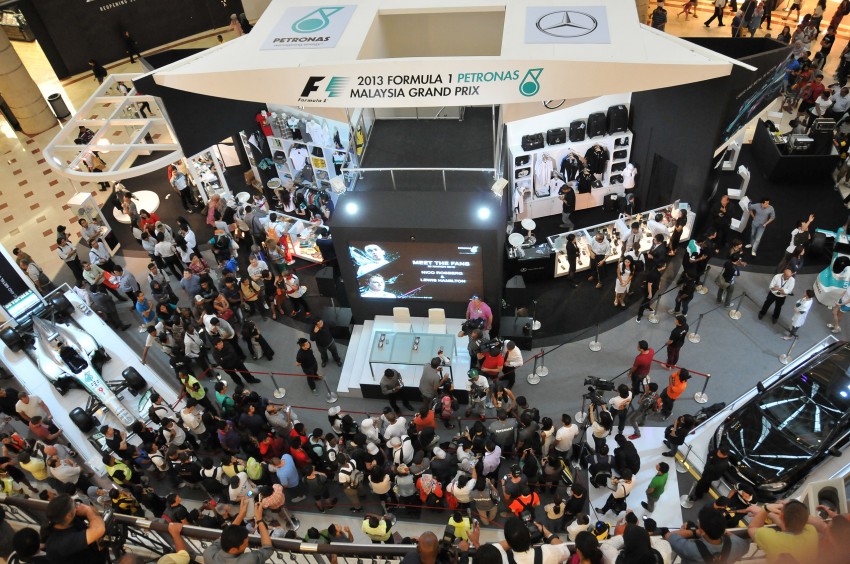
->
296;338;319;393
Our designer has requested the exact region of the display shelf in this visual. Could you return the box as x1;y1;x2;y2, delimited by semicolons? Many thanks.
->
186;146;230;203
511;130;634;221
545;203;696;278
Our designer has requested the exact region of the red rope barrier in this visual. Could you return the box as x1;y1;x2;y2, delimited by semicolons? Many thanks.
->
650;359;710;378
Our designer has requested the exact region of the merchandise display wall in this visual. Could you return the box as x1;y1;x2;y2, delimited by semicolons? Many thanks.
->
507;93;633;221
331;192;505;323
264;104;351;193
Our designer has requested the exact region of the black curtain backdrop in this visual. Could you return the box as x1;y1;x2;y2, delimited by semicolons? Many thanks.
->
134;52;261;158
17;0;243;78
630;75;731;227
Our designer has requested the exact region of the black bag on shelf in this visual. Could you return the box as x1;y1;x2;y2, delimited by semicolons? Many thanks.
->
515;155;530;167
611;162;627;173
615;137;630;147
609;174;624;184
273;151;287;164
521;133;544;151
607;105;629;134
569;120;586;142
587;112;606;138
546;128;567;145
613;149;628;160
603;193;619;212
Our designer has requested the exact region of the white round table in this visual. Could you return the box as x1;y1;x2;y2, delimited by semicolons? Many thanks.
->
112;190;161;224
236;191;252;205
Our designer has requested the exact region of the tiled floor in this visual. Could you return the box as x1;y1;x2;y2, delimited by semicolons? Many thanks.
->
0;4;845;291
0;26;240;290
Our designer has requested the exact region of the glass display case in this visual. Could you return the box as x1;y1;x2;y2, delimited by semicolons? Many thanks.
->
186;146;230;204
546;203;696;278
270;213;325;264
0;8;34;42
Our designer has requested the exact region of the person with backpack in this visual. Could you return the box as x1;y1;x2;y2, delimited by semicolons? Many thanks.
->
337;454;364;513
667;506;750;563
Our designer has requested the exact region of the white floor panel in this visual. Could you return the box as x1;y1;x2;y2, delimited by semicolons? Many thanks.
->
583;426;683;528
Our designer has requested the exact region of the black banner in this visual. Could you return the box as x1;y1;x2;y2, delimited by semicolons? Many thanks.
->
21;0;244;77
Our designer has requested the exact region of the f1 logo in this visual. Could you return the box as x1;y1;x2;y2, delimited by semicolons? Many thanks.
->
301;76;325;97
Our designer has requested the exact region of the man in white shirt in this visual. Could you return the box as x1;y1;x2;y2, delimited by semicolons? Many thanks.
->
247;255;269;281
381;411;408;442
828;85;850;119
15;392;51;423
493;516;569;564
501;340;523;389
588;231;611;289
154;232;183;279
647;213;668;240
183;325;211;375
56;235;84;284
553;414;579;459
88;239;115;272
758;269;796;324
112;265;140;302
608;384;633;435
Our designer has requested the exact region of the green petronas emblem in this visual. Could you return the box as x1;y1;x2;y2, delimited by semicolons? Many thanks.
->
292;7;345;33
519;68;543;97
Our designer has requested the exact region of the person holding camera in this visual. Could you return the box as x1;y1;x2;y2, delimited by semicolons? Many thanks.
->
419;357;451;408
595;469;634;516
492;516;569;564
588;403;613;453
465;369;489;420
466;295;493;338
666;506;750;563
42;495;107;564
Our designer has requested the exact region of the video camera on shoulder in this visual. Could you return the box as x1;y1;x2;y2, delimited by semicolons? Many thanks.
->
482;336;504;354
460;317;485;336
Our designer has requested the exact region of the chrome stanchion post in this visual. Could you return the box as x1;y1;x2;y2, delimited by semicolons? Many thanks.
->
694;373;710;404
321;375;338;404
271;373;286;399
536;348;549;377
648;293;661;324
680;482;697;509
676;443;694;474
729;291;746;320
696;265;710;295
589;324;602;352
527;354;540;385
687;313;703;344
779;336;798;365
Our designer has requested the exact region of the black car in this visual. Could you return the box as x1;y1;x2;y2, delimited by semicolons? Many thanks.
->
712;341;850;499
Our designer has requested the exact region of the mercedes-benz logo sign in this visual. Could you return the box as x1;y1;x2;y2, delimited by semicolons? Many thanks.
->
536;10;598;38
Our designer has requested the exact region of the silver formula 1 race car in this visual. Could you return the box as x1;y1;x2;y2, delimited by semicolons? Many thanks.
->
1;296;148;432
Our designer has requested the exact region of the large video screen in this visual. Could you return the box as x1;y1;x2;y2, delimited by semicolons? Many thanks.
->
349;241;483;301
0;252;43;323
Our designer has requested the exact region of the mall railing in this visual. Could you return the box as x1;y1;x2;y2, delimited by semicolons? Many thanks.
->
342;167;496;192
0;494;778;562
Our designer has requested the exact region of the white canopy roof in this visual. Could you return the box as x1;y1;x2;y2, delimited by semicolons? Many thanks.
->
153;0;745;108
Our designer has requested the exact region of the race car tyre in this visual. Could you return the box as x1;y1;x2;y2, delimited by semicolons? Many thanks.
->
121;367;146;392
70;407;96;433
0;327;23;352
